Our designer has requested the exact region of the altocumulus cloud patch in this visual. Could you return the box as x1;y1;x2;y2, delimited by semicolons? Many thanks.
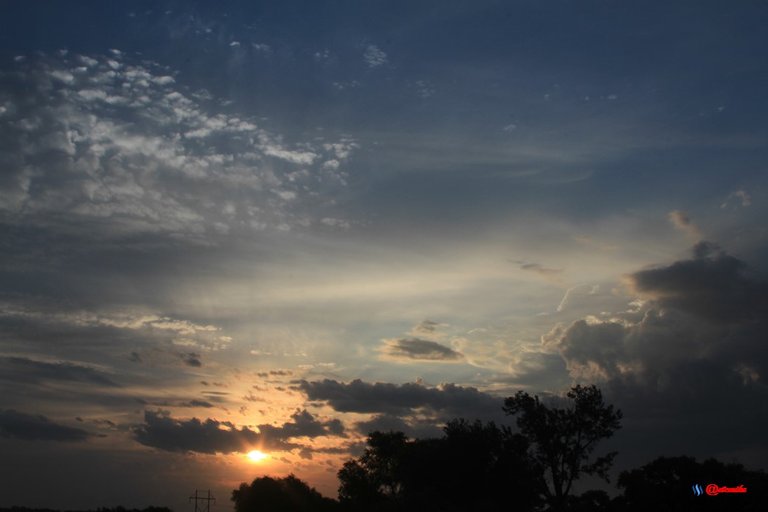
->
0;52;357;239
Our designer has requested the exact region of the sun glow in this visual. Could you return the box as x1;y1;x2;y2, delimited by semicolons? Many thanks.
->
247;450;269;462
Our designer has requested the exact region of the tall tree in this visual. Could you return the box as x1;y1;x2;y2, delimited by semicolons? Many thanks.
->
337;431;409;510
503;384;622;511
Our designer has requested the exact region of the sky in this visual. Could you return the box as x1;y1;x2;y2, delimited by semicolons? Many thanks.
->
1;0;767;509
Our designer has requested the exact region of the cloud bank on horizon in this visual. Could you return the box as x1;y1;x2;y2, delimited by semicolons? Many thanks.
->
1;0;767;509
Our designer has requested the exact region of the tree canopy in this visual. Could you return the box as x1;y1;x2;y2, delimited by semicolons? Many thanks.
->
231;474;339;512
337;420;541;511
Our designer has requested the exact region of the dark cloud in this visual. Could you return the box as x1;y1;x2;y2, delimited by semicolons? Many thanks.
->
628;241;768;323
413;319;439;334
380;338;464;362
133;410;262;454
544;243;768;466
356;414;443;439
243;391;266;402
136;398;215;409
550;243;768;382
514;260;563;278
297;379;502;420
257;409;345;440
180;352;202;367
90;418;118;428
0;409;91;442
256;369;293;377
133;408;344;454
0;356;119;387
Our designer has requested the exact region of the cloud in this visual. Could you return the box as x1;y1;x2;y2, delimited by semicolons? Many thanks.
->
548;243;768;381
136;398;215;409
133;410;261;454
355;414;443;439
0;356;119;387
721;190;752;209
556;284;590;313
0;307;231;360
297;379;501;420
0;409;91;442
667;210;702;239
256;369;294;378
261;145;317;165
0;53;356;239
412;320;439;334
542;242;768;461
182;399;214;408
257;409;345;439
363;45;388;68
627;241;768;323
379;337;465;362
180;352;202;367
516;261;563;279
133;408;344;454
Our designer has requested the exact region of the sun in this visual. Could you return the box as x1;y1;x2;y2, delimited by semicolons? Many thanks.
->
247;450;269;462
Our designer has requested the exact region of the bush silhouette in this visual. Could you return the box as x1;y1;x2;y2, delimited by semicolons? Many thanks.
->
231;474;339;512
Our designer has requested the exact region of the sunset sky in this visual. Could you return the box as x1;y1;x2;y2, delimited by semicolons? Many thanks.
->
1;1;767;510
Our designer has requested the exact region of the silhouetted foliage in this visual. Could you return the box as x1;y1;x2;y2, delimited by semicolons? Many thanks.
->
503;384;622;511
232;474;339;512
228;386;768;512
564;490;612;512
338;431;408;510
614;456;768;511
337;421;541;511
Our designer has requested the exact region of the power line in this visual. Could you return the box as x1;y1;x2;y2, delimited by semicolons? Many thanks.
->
189;489;216;512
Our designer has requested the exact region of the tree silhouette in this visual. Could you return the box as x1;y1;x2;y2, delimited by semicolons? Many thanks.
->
337;431;409;510
503;384;622;511
232;474;339;512
337;421;541;511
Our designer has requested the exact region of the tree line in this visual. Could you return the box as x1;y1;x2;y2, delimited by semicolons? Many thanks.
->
232;385;767;511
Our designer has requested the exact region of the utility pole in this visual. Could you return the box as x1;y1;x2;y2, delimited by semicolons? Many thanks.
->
189;489;216;512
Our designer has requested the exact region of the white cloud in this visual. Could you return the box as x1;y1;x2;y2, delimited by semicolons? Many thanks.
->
363;45;388;68
50;69;75;84
251;43;271;53
668;210;702;239
0;53;358;238
721;189;752;209
262;145;317;165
